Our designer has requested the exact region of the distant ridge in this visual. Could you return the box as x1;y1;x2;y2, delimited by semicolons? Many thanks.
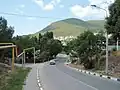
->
32;18;105;37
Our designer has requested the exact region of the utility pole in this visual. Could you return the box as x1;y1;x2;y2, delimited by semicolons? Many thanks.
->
12;47;15;71
91;5;109;74
24;50;25;67
33;47;35;64
117;37;119;51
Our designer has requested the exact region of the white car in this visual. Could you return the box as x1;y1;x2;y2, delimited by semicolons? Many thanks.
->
49;60;56;65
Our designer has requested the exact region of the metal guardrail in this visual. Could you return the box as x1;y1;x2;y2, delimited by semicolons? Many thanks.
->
0;44;17;72
17;52;24;58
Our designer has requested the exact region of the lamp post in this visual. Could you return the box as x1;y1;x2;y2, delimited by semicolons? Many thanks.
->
91;5;108;74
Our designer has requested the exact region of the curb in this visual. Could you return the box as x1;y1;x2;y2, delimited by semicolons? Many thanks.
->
65;64;120;82
37;68;44;90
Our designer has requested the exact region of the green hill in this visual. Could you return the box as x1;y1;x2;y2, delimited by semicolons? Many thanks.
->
87;20;105;29
32;18;105;37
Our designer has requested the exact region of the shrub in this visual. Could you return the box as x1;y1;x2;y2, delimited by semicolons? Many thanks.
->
112;47;117;51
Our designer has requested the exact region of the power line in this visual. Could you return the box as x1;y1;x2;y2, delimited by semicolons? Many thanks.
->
0;12;62;19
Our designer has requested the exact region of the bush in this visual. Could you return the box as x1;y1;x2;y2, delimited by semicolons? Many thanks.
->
83;61;94;69
1;67;30;90
39;51;50;62
112;47;117;51
35;50;41;63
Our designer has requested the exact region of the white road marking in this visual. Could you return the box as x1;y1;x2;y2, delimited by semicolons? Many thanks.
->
37;77;39;80
37;70;39;77
38;80;40;83
66;64;119;83
40;87;43;90
37;74;38;77
37;68;43;90
56;67;98;90
38;83;41;87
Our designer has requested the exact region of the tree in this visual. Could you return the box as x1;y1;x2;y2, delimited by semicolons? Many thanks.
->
13;35;42;63
0;17;14;63
39;51;50;62
77;31;98;69
96;31;106;49
46;39;62;58
65;31;104;69
43;32;53;39
39;36;48;52
35;32;62;62
0;17;14;42
39;32;53;52
38;33;42;44
13;35;39;54
105;0;120;42
14;31;61;63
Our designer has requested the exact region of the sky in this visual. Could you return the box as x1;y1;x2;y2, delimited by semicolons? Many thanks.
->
0;0;114;36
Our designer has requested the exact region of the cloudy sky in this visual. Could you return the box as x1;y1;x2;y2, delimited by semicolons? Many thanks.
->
0;0;114;35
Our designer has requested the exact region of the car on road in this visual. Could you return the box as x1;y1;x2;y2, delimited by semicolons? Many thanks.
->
49;60;56;65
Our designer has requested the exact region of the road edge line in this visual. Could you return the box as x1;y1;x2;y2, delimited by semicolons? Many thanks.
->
65;64;120;82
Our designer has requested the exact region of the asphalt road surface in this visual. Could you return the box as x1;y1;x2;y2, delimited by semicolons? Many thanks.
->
38;55;120;90
23;63;42;90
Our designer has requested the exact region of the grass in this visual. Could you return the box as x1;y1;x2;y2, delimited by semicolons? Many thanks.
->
49;21;85;36
0;67;31;90
32;21;101;37
87;20;105;29
112;50;120;56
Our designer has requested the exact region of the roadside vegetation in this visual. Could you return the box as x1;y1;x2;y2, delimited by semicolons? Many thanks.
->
0;66;30;90
0;16;31;90
0;14;62;90
64;30;106;69
13;31;62;63
65;0;120;78
0;0;120;88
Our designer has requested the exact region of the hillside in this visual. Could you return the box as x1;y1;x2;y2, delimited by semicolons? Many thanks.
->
32;18;105;37
87;20;105;29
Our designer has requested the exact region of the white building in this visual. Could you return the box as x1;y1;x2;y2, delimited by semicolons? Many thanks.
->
54;36;76;46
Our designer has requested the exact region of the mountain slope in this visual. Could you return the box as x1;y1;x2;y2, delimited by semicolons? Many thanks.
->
87;20;105;29
44;21;86;36
62;18;98;29
33;18;105;37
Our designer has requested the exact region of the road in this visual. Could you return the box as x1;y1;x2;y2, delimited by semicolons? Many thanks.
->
23;63;42;90
38;55;120;90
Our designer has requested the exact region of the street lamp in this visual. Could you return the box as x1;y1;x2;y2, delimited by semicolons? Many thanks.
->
91;5;108;74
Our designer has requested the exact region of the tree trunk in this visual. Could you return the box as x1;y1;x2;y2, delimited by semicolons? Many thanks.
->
95;54;100;70
97;58;100;69
0;50;5;63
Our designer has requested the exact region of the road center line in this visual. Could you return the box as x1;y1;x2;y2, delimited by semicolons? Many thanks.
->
40;87;43;90
36;68;44;90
